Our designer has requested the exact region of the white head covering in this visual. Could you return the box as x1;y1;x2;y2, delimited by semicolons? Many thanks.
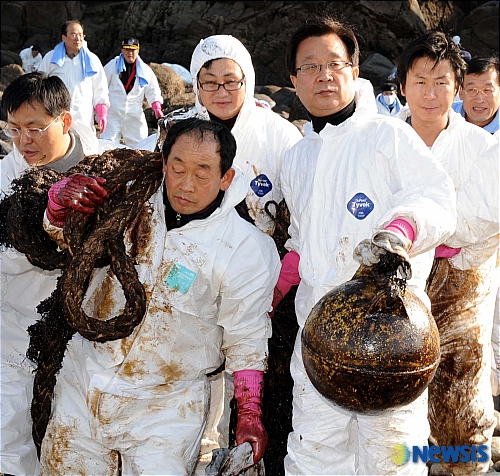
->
190;35;256;119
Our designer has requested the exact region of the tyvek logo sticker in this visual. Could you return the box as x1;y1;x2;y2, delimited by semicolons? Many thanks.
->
347;193;374;220
250;174;273;197
165;263;197;294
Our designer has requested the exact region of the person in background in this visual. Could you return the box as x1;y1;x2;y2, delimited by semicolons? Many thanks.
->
278;16;456;476
101;38;164;147
39;117;280;475
397;31;499;476
38;20;110;155
452;55;499;136
375;81;402;116
0;72;87;476
19;44;43;73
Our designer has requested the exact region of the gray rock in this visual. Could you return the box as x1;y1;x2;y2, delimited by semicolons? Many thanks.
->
288;96;309;122
428;462;452;475
0;64;24;91
1;50;22;68
254;93;275;109
359;53;395;92
270;87;296;108
460;1;499;56
492;436;500;463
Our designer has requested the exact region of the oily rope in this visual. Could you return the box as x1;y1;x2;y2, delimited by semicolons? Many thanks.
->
2;148;164;455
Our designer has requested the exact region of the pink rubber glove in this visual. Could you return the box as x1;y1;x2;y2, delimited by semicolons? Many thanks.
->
385;218;415;243
151;101;164;119
270;251;300;316
46;174;108;227
95;104;109;133
435;244;461;258
234;370;267;464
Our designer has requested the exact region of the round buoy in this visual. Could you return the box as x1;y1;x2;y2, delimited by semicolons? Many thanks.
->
302;255;440;413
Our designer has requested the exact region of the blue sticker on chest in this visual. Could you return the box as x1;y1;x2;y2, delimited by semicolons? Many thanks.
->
347;193;374;220
165;263;197;294
250;174;273;197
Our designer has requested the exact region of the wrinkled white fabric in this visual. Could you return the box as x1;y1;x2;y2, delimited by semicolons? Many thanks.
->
101;56;163;147
190;35;303;234
398;106;499;270
285;336;430;476
1;137;83;476
398;106;499;475
40;169;280;474
19;46;43;73
280;85;456;475
39;48;109;155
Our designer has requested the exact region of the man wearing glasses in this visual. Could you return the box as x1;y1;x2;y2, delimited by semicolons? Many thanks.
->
452;56;500;136
0;72;87;476
189;34;302;236
186;34;302;471
39;20;110;155
278;17;456;475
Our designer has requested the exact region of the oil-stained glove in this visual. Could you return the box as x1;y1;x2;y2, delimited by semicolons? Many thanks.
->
353;225;413;279
234;370;267;465
270;250;301;317
95;103;109;134
46;174;108;227
151;101;164;119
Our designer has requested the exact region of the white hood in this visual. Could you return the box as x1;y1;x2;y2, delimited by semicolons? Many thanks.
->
190;35;256;119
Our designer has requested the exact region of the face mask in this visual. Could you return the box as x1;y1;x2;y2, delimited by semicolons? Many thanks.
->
383;94;397;106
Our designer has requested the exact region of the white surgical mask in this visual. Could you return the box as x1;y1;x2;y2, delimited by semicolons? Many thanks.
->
383;94;397;105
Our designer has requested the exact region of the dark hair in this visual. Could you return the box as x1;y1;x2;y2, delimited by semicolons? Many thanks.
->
397;31;466;90
32;44;42;54
61;20;84;36
2;72;71;118
286;15;360;76
466;56;500;82
382;82;398;92
162;118;236;177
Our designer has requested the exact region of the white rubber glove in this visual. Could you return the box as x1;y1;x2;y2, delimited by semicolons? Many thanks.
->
353;230;412;278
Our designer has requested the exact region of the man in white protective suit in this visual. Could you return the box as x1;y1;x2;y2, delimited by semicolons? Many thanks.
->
38;20;110;155
101;38;164;147
276;16;457;475
0;72;90;476
183;34;303;470
189;34;303;236
452;55;499;136
19;44;43;73
38;117;280;475
396;31;500;476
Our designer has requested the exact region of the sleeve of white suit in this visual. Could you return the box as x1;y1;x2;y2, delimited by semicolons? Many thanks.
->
218;230;280;374
374;123;457;256
447;142;499;248
91;58;110;108
280;147;302;255
37;50;54;74
144;67;163;107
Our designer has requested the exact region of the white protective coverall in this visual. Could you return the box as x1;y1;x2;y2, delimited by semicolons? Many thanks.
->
398;106;500;475
0;131;90;476
101;55;163;147
38;44;110;156
39;168;280;475
280;86;456;476
19;46;43;73
190;35;303;236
